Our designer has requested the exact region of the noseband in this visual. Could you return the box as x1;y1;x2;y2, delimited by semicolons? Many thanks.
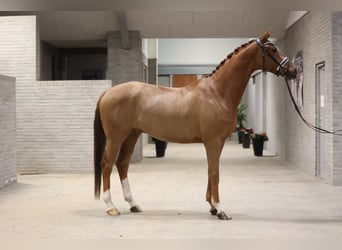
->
256;38;290;77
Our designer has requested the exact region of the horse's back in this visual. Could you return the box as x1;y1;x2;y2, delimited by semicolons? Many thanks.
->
101;81;145;102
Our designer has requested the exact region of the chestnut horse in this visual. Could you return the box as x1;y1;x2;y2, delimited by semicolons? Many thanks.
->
94;30;297;220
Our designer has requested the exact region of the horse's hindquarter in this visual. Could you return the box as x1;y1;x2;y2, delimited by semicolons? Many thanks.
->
99;82;146;137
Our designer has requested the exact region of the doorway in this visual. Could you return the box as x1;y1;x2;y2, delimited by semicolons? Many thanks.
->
316;62;326;178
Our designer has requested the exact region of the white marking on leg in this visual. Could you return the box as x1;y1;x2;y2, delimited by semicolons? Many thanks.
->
121;178;137;207
103;190;114;211
212;201;224;214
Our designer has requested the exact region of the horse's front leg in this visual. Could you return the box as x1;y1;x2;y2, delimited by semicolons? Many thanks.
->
204;139;232;220
206;177;217;215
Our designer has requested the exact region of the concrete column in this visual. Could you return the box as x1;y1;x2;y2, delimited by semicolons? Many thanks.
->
107;31;143;85
107;31;143;162
145;39;158;145
147;39;158;85
148;58;157;84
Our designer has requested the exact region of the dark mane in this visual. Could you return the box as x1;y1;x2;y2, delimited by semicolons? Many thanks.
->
206;39;255;78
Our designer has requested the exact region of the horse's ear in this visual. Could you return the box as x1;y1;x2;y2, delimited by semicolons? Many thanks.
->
259;29;272;42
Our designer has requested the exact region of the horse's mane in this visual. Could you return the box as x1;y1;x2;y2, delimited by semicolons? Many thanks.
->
206;39;255;78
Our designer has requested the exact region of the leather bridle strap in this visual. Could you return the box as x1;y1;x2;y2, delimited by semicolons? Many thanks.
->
256;38;290;76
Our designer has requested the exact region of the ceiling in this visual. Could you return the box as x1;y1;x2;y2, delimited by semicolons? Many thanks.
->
1;10;298;48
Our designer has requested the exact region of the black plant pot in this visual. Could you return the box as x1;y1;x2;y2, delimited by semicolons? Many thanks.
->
238;131;243;144
154;138;167;157
252;138;264;156
241;133;251;148
237;128;245;144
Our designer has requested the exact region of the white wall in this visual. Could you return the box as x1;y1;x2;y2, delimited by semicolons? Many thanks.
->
17;80;111;173
142;38;158;59
284;12;333;182
0;16;37;81
158;38;250;65
0;75;16;188
265;73;286;159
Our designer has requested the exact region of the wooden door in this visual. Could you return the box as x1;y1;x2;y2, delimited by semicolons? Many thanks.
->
172;74;198;88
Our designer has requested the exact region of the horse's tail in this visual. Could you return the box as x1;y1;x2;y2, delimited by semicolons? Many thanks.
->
94;94;106;200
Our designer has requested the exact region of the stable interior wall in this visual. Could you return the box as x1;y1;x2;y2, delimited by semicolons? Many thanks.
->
265;72;286;159
0;15;38;173
284;11;334;184
17;80;111;173
0;15;115;173
158;38;251;65
331;12;342;185
0;75;16;188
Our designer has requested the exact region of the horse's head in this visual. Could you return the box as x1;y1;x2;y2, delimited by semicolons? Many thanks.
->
256;30;297;79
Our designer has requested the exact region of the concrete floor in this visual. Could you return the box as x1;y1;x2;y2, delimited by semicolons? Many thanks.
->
1;141;342;239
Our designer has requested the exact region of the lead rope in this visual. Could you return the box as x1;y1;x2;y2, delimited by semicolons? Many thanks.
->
285;78;342;136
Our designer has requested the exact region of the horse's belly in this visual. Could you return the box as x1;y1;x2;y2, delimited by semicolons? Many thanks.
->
137;115;202;143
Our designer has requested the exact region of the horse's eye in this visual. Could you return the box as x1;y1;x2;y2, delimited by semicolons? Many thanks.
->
267;45;277;52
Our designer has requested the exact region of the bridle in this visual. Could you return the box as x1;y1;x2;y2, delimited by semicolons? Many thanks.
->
256;38;290;77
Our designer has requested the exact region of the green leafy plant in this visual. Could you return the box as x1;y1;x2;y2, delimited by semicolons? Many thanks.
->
237;103;247;128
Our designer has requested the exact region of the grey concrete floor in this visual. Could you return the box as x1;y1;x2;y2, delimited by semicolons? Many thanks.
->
1;141;342;239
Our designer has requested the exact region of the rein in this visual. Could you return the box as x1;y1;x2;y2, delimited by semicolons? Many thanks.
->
284;78;342;136
256;38;342;136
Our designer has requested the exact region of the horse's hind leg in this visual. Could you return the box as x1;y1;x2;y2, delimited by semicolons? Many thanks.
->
102;138;122;216
116;129;142;213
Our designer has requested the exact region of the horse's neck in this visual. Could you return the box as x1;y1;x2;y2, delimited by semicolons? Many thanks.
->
213;46;260;108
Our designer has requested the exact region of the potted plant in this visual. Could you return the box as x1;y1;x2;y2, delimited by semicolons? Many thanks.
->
237;103;247;143
250;132;269;156
241;127;253;148
152;137;167;157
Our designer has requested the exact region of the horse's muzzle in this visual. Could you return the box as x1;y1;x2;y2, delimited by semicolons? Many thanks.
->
285;66;297;80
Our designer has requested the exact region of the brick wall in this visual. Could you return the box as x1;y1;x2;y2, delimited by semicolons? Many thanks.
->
0;16;37;81
284;12;334;183
17;80;111;173
0;75;16;188
332;12;342;185
0;15;37;175
107;31;143;85
0;16;143;174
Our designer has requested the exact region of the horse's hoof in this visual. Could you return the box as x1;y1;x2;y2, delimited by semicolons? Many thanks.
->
210;208;218;215
217;211;232;220
130;205;142;213
107;208;120;216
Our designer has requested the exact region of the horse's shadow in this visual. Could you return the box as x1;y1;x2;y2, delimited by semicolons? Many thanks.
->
74;208;342;224
73;208;211;220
